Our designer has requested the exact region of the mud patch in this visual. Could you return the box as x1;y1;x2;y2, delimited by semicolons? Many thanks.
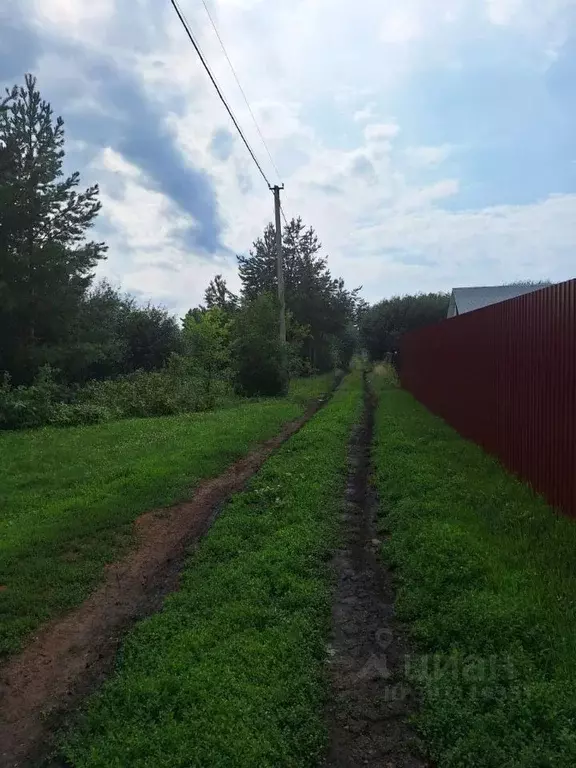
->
0;403;325;768
324;377;427;767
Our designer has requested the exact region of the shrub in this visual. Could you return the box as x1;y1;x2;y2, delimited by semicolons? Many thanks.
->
332;325;358;371
79;370;210;418
0;365;235;431
0;366;67;429
47;402;113;427
232;294;287;397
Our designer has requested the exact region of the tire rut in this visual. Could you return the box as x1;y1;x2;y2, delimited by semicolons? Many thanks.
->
324;373;428;767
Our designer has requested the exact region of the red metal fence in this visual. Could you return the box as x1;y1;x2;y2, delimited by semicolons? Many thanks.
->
400;279;576;517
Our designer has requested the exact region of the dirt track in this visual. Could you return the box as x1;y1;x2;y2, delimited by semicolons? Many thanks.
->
0;401;326;768
324;377;427;767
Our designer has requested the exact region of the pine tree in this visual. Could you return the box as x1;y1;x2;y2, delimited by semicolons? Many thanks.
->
0;74;106;383
204;274;238;313
237;217;360;371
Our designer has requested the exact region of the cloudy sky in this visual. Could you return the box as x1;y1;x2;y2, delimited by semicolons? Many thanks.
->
2;0;576;313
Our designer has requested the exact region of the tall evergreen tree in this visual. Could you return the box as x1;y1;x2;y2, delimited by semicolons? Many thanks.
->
237;217;360;371
204;274;238;313
0;75;106;383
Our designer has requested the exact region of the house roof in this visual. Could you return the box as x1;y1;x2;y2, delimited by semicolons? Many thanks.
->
451;284;547;315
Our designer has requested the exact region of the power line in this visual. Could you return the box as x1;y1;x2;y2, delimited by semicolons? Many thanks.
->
198;0;282;184
169;0;272;188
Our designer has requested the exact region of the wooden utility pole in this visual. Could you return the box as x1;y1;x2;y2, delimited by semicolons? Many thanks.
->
271;184;286;347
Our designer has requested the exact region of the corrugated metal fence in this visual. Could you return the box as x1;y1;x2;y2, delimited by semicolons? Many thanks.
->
400;279;576;516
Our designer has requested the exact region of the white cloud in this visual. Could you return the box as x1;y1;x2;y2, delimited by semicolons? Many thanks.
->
97;147;142;180
32;0;114;38
92;149;190;259
405;145;453;167
91;148;241;311
484;0;576;55
364;123;401;142
380;7;424;44
400;178;460;209
347;193;576;299
120;257;239;310
353;103;377;123
486;0;523;26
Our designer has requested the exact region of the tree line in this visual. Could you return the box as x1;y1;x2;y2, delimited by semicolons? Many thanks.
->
360;292;450;363
0;75;361;429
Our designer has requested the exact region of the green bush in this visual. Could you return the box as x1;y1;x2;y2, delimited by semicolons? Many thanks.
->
79;368;234;419
0;342;331;432
0;364;235;431
47;402;114;427
0;365;68;429
232;294;287;397
0;368;115;430
332;325;358;371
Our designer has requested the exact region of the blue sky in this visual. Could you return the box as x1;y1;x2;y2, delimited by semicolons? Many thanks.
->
1;0;575;312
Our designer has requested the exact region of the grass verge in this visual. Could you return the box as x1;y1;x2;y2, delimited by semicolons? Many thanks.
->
371;366;576;768
60;372;362;768
0;376;332;659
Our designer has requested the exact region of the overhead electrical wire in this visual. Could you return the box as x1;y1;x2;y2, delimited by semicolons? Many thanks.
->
169;0;272;188
198;0;282;184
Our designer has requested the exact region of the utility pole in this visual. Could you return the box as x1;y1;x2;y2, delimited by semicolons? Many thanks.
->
271;184;286;347
271;184;288;391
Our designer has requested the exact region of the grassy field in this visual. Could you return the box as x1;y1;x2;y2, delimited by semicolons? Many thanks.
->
371;367;576;767
0;375;332;659
60;373;362;768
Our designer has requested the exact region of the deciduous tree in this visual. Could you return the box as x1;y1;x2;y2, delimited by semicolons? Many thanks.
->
361;293;450;361
182;306;231;396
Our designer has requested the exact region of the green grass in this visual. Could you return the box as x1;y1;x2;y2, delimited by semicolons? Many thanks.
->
287;372;335;406
60;373;362;768
0;376;332;659
371;367;576;768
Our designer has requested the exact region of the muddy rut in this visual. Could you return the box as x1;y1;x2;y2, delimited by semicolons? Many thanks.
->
325;378;427;768
0;399;328;768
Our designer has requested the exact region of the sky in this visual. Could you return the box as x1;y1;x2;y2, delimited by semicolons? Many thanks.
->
1;0;576;314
